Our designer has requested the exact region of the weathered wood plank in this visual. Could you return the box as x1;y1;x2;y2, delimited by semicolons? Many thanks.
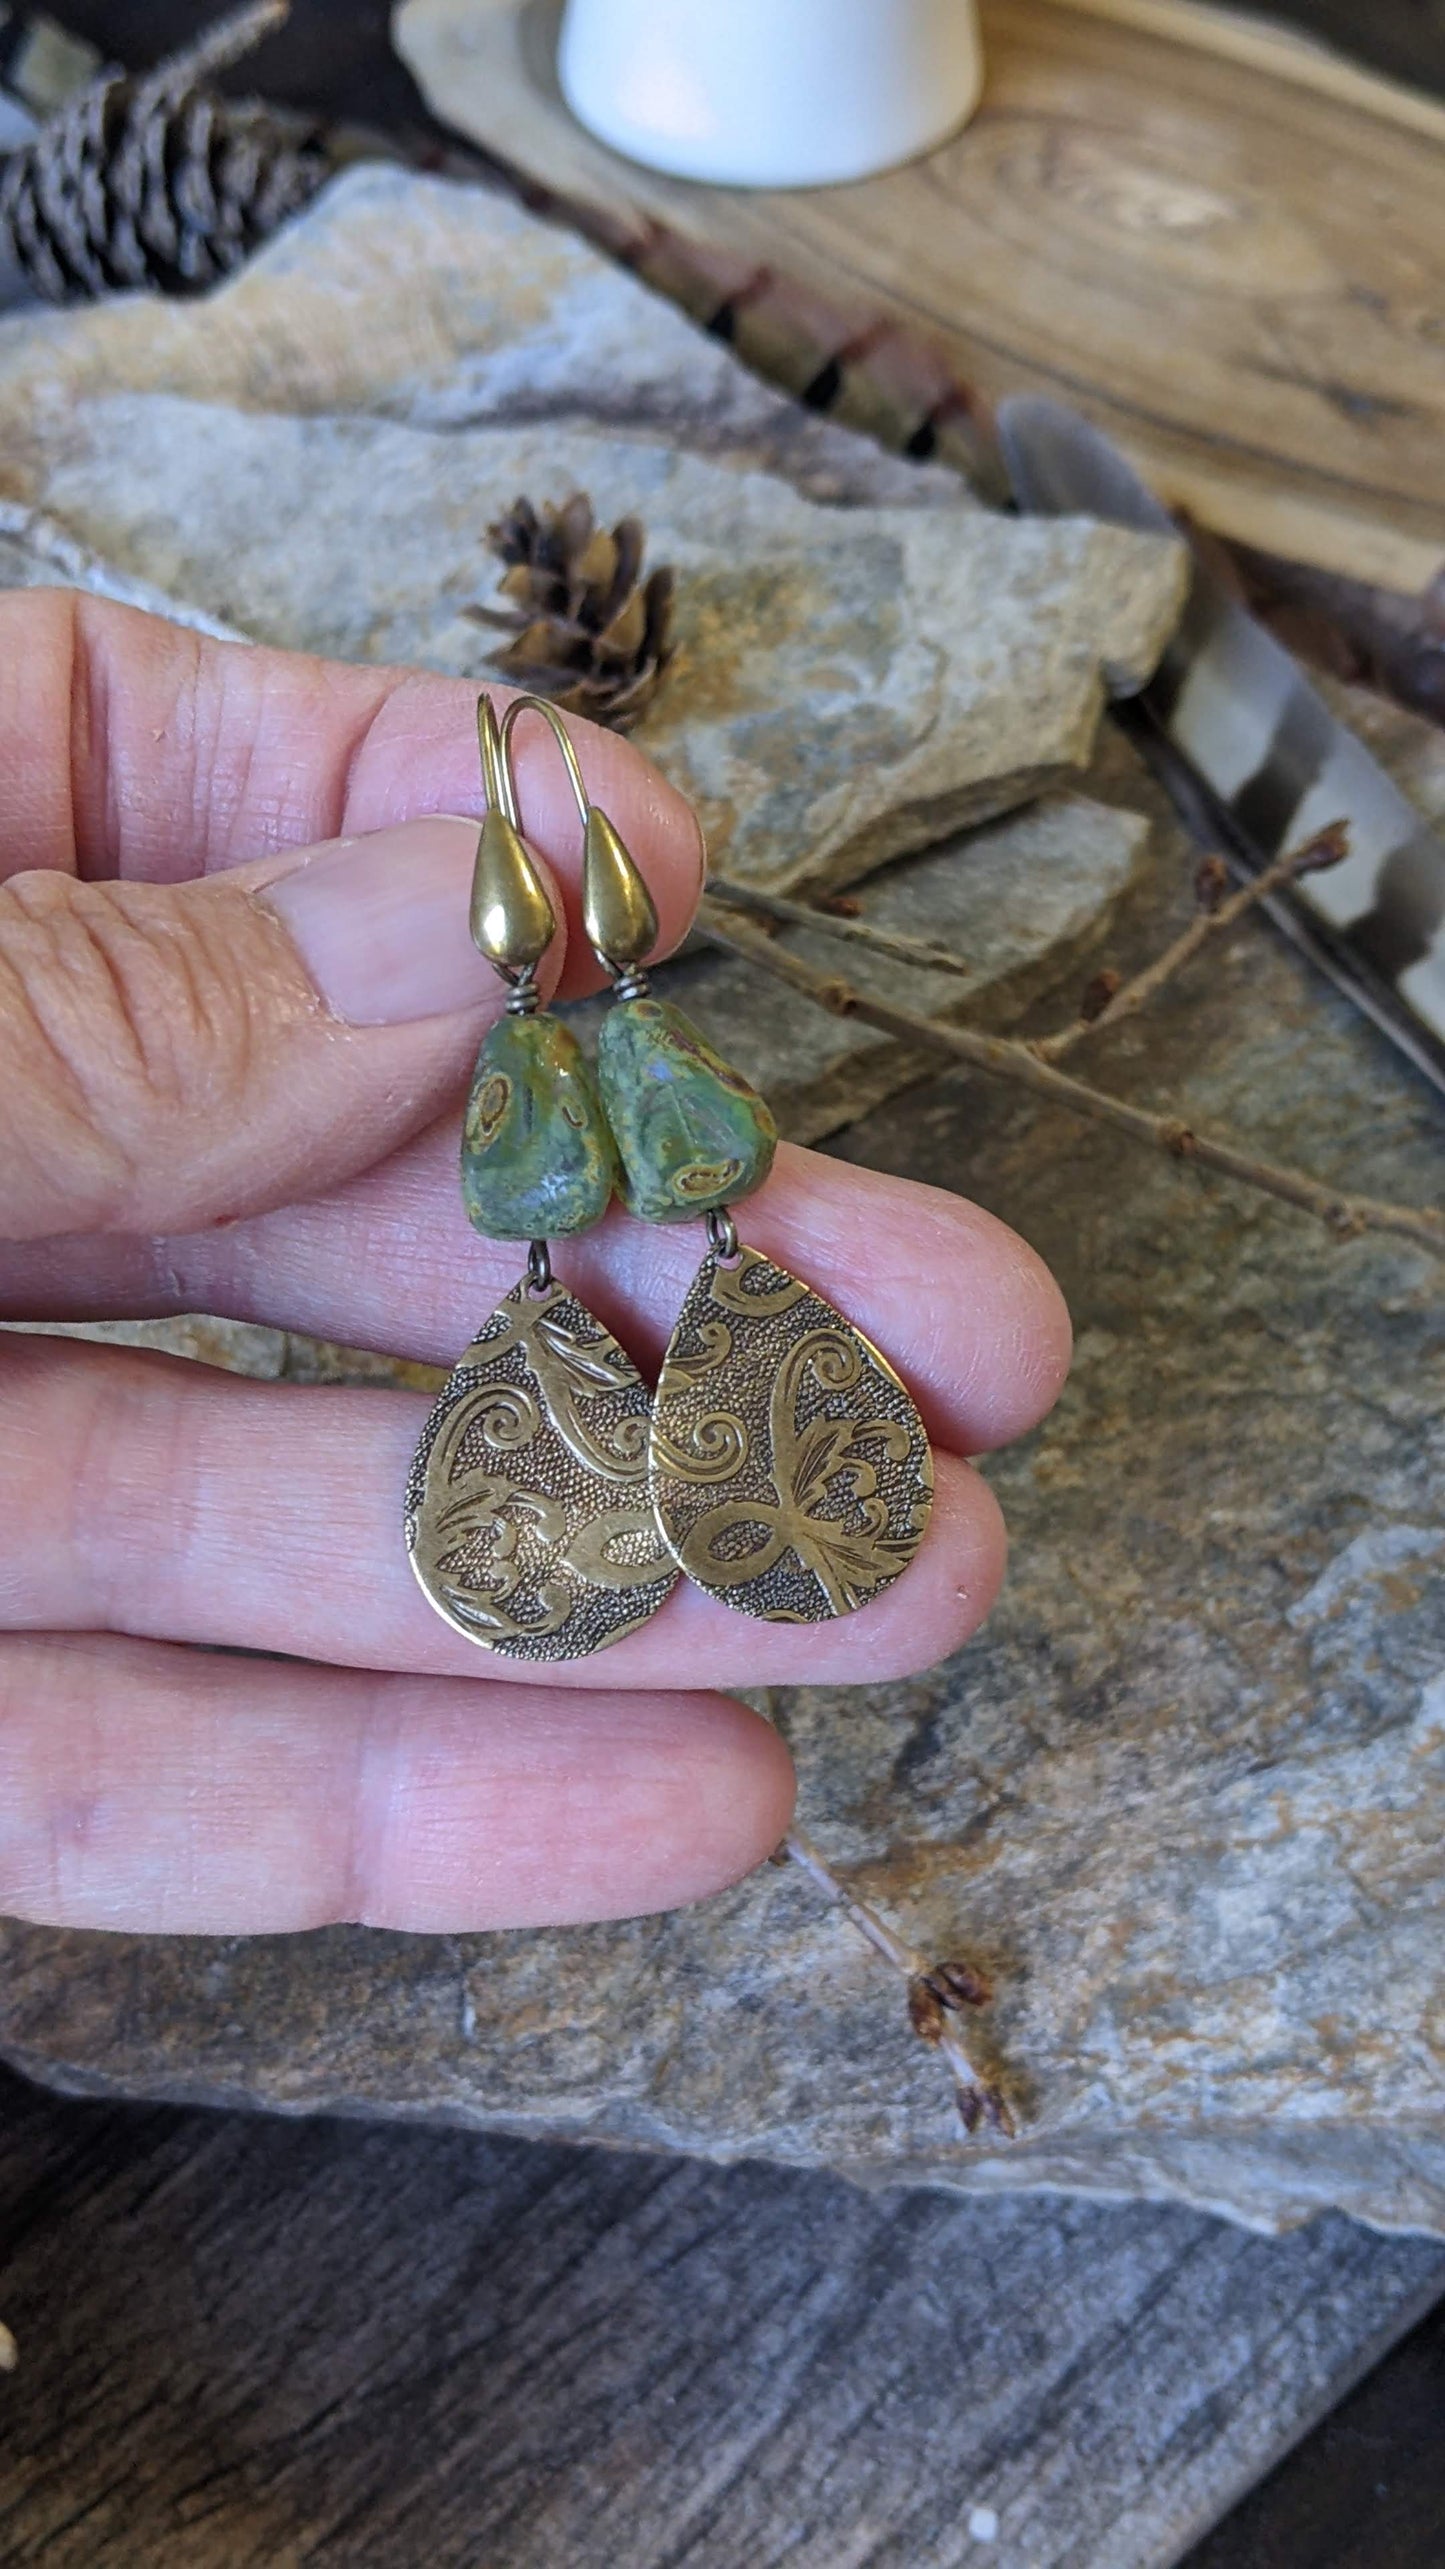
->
0;2067;1441;2569
395;0;1445;590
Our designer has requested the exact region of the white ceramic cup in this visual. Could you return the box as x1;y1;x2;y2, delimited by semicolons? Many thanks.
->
557;0;984;189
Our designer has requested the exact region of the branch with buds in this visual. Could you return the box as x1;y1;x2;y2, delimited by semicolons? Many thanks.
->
704;824;1445;1265
782;1828;1016;2138
729;822;1439;2143
1031;822;1353;1061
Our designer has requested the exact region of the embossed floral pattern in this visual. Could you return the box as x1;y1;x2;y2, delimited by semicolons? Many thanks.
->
407;1279;675;1659
650;1248;932;1622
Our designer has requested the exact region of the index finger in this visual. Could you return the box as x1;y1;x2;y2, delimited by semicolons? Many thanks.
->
0;588;705;965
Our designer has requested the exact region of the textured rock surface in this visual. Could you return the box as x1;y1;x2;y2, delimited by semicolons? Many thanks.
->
0;496;241;635
4;709;1444;2236
0;516;1153;1157
4;2065;1445;2569
0;166;1184;896
571;780;1154;1146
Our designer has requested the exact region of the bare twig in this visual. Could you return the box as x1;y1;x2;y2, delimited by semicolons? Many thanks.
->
783;1827;1015;2137
707;875;982;982
701;903;1445;1263
1036;821;1351;1060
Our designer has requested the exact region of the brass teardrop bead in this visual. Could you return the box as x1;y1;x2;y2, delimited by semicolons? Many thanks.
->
649;1244;933;1623
470;809;556;971
407;1275;677;1659
582;808;658;968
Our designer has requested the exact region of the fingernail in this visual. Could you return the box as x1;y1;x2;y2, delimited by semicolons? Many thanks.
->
260;816;531;1025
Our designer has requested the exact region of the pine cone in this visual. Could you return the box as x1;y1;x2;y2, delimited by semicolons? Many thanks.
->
472;493;677;733
0;6;330;302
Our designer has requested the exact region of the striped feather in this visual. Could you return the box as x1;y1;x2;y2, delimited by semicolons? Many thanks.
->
998;396;1445;1093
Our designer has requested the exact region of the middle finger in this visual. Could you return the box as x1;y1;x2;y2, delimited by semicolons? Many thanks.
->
0;1136;1072;1460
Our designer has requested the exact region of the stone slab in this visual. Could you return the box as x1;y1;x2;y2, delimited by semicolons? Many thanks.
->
5;705;1443;2237
567;787;1153;1147
0;472;1156;1146
0;165;1185;896
2;2062;1443;2569
0;497;243;635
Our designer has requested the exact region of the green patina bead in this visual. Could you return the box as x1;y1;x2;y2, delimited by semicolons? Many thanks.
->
596;995;777;1225
460;1013;617;1240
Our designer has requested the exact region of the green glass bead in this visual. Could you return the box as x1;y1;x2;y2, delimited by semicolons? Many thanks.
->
460;1013;617;1240
596;995;777;1225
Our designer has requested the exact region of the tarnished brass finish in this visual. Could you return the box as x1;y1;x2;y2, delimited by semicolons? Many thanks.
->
469;808;557;969
471;696;557;970
649;1245;933;1623
491;690;659;970
498;691;591;824
407;1275;676;1659
583;807;658;968
477;693;513;824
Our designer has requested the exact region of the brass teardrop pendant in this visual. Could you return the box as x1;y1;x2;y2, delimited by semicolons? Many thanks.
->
407;1274;677;1659
649;1243;933;1623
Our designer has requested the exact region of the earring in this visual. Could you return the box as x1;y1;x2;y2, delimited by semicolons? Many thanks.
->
404;696;678;1660
574;755;936;1627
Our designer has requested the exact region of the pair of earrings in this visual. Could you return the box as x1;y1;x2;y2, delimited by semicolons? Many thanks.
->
405;694;934;1662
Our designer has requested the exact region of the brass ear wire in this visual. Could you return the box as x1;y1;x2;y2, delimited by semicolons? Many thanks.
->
477;692;519;826
498;692;590;827
500;692;659;989
469;695;557;981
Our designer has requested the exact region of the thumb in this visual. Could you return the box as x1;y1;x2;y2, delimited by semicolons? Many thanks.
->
0;813;585;1241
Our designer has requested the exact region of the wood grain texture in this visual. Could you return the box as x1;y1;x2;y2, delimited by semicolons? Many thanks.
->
0;2065;1442;2569
1185;2297;1445;2567
395;0;1445;589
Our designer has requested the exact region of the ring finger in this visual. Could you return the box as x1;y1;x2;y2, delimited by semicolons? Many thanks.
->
0;1631;795;1934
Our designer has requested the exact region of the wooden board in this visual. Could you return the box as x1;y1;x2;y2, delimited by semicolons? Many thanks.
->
1;2064;1443;2569
395;0;1445;592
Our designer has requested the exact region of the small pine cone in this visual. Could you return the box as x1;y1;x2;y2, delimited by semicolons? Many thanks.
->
0;57;330;302
471;492;677;733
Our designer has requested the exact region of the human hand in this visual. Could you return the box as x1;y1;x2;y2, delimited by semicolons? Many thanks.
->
0;592;1071;1938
